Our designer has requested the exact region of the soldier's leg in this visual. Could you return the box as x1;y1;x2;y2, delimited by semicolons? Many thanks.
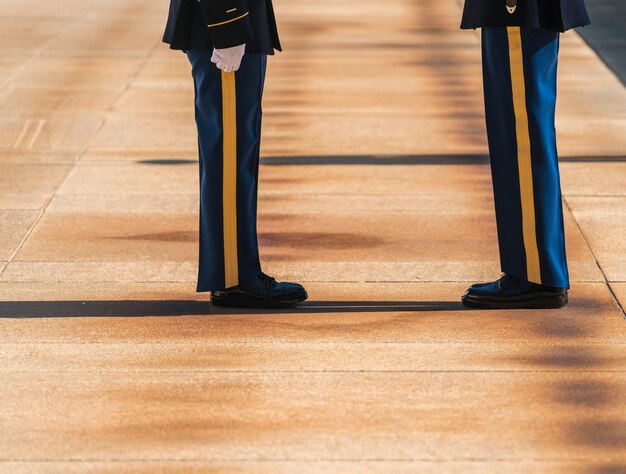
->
481;26;569;289
461;26;569;309
187;51;265;292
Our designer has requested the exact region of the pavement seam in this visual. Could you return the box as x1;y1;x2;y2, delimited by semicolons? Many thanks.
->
3;342;626;345
3;370;626;374
3;341;623;345
563;196;626;321
0;458;611;463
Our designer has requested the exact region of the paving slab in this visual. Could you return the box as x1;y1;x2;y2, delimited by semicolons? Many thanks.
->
0;210;39;261
566;197;626;282
132;53;193;85
85;113;196;156
45;18;158;58
556;118;626;157
561;162;626;197
56;162;198;195
49;161;198;212
113;86;193;113
0;281;195;300
48;192;198;214
0;262;197;285
0;84;121;114
3;340;625;373
0;149;79;164
9;201;601;282
0;115;102;151
13;212;198;263
11;57;140;90
1;372;625;462
264;260;601;285
38;162;598;282
0;56;30;89
257;164;493;196
0;16;68;55
0;0;93;19
1;461;623;474
0;163;71;209
0;260;602;289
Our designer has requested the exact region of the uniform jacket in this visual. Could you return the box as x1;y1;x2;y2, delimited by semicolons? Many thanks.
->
461;0;590;32
163;0;281;54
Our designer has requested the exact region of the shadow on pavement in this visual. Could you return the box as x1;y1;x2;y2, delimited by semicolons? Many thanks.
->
136;155;626;167
508;298;626;457
0;300;466;318
259;155;626;165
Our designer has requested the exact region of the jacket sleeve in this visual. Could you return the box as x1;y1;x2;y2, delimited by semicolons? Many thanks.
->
197;0;254;49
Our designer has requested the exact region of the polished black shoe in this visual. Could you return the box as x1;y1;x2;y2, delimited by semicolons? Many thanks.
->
211;272;308;308
461;274;568;309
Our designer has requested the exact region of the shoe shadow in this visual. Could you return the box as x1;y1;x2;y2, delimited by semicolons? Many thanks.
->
0;300;465;318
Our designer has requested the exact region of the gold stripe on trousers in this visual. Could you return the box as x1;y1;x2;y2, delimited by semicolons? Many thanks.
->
506;26;542;284
221;71;239;288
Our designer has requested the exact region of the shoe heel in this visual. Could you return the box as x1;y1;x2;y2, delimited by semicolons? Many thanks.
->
553;293;568;309
535;293;568;309
210;294;234;308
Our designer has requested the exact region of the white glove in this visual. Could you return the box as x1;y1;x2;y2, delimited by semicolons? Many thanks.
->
211;44;246;73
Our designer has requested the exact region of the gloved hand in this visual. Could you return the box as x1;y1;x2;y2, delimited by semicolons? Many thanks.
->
211;44;246;73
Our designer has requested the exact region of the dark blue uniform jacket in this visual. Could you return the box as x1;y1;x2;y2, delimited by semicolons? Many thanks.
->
461;0;590;32
163;0;281;54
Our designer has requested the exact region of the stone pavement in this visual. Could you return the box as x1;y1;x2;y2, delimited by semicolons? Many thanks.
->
1;0;625;472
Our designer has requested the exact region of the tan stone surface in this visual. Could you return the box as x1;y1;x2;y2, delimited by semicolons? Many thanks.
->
0;56;30;89
84;113;196;155
0;0;625;471
0;260;602;286
0;149;79;165
113;87;194;113
45;20;158;58
57;162;198;195
0;163;71;209
0;16;67;54
561;163;626;197
0;84;121;113
566;197;626;282
0;210;39;261
134;51;192;84
2;372;625;461
14;212;198;262
13;57;140;89
3;461;622;474
0;261;197;284
4;339;626;373
0;115;102;151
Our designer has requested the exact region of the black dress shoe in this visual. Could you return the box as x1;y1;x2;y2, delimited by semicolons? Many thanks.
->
211;272;308;308
461;274;568;309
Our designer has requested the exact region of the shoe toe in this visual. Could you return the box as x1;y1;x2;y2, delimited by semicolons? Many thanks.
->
277;281;306;297
466;281;500;297
467;281;491;292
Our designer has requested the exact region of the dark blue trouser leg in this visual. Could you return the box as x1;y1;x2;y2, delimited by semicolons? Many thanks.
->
482;27;569;289
187;51;266;291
